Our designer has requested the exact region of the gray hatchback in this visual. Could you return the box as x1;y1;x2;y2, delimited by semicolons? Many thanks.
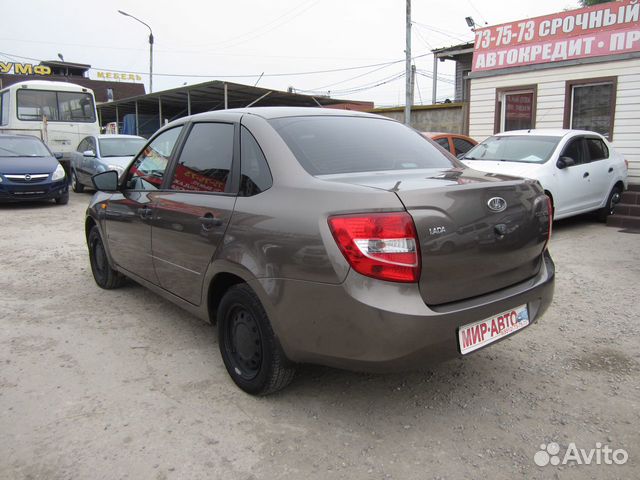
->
86;108;554;395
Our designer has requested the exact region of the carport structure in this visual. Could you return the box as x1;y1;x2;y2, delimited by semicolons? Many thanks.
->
97;80;373;137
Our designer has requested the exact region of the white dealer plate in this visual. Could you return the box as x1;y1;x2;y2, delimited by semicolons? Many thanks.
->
458;304;529;355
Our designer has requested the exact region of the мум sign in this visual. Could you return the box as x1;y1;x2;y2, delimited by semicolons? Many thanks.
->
473;0;640;72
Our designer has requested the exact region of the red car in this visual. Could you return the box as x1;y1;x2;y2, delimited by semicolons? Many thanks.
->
422;132;478;157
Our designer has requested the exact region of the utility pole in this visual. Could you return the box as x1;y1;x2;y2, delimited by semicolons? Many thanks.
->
404;0;412;125
410;64;416;105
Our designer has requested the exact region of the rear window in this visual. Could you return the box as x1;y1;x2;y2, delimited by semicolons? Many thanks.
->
269;116;453;175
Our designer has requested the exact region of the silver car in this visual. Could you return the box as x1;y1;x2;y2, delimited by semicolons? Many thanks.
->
71;134;146;192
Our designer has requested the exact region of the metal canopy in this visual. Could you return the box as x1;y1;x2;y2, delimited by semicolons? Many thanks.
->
97;80;370;135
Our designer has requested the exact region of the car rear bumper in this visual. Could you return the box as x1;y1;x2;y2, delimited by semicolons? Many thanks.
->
0;179;68;202
253;251;555;372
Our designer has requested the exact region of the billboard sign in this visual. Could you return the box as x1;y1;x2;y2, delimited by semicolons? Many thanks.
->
473;0;640;72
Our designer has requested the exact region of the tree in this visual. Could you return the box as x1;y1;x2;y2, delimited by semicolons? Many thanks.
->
579;0;613;6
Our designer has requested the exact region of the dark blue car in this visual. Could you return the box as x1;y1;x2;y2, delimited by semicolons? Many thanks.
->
0;135;69;204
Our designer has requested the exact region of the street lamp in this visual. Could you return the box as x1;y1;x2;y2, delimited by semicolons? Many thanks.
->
118;10;154;93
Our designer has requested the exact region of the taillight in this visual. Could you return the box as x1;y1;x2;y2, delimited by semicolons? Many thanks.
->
328;212;421;283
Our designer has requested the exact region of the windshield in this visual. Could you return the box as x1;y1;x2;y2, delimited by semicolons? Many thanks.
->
463;135;561;164
99;137;146;157
0;136;51;157
270;116;453;175
17;89;96;123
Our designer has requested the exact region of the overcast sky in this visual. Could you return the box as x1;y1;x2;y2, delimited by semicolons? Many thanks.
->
2;0;581;107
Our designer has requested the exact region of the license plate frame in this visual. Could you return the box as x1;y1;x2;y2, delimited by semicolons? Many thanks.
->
458;304;529;355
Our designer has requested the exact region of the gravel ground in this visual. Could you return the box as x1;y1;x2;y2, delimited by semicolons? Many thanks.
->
1;191;639;480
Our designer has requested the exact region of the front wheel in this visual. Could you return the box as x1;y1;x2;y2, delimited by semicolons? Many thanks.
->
218;284;295;395
55;192;69;205
88;226;125;289
597;185;622;222
71;170;85;193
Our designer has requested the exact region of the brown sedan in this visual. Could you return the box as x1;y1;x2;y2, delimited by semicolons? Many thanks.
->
86;108;554;395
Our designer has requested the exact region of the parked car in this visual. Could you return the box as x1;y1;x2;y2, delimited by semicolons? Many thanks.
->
85;108;554;395
70;134;146;193
0;135;69;204
421;132;478;157
460;129;628;221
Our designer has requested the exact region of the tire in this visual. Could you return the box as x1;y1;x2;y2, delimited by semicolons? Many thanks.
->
88;226;125;289
55;192;69;205
71;170;85;193
597;185;622;222
218;284;295;395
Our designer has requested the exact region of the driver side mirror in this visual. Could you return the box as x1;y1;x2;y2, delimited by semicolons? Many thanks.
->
83;150;96;158
556;156;575;169
92;170;119;192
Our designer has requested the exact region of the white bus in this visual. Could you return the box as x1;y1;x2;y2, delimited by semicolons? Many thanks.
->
0;80;99;159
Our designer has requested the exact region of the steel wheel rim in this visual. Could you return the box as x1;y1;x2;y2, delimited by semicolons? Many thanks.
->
610;192;621;214
71;172;77;190
224;305;262;380
92;237;107;279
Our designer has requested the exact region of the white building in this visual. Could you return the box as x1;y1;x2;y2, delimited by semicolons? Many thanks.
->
435;0;640;184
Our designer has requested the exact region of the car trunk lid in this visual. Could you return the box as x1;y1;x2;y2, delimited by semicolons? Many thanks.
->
320;167;550;305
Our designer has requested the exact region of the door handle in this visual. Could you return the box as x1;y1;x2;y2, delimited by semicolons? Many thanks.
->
608;167;614;173
137;206;153;220
583;172;589;178
199;213;223;229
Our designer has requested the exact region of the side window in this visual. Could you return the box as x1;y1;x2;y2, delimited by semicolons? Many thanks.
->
0;91;9;126
561;138;585;165
585;138;608;162
452;137;475;156
434;137;450;151
87;137;97;153
170;123;234;193
77;138;88;153
240;126;272;196
126;126;183;190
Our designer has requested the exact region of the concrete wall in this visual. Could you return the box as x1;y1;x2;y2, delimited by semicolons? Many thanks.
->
372;103;464;133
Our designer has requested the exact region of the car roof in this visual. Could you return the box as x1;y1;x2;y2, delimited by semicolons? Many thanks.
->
187;106;381;121
495;129;602;138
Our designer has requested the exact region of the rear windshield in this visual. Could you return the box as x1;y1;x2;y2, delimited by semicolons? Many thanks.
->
463;135;561;164
269;116;453;175
99;137;146;157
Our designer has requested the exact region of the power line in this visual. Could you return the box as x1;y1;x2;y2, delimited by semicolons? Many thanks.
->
180;0;321;50
412;21;471;43
0;50;433;79
0;36;396;62
466;0;489;26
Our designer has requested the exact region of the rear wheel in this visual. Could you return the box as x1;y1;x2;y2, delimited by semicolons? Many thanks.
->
88;226;125;289
218;284;295;395
597;185;622;222
71;170;85;193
